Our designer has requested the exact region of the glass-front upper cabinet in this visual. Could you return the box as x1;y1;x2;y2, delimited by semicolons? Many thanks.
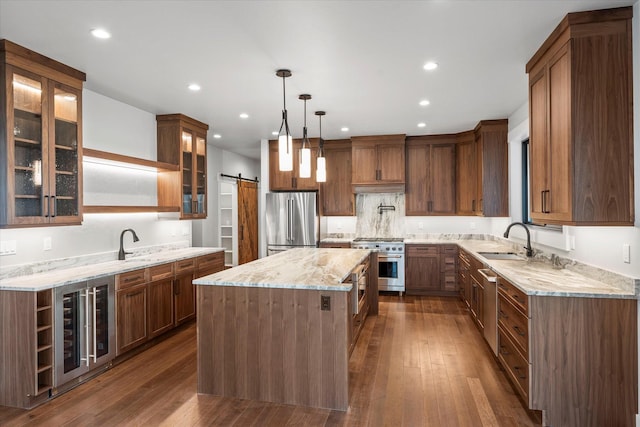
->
157;114;209;219
1;40;85;228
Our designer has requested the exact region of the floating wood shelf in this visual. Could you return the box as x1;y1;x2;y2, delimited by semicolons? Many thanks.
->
83;206;180;214
83;148;179;171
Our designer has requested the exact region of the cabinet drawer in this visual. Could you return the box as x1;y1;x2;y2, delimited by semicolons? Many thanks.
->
498;294;529;360
406;245;438;257
440;254;456;272
440;245;458;255
498;328;529;402
497;276;528;315
175;258;196;274
458;250;471;266
319;242;351;248
116;269;147;290
196;253;223;273
149;263;174;281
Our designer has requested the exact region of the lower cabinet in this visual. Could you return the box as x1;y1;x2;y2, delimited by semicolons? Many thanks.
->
406;244;458;295
496;274;637;426
319;241;352;249
470;275;484;330
148;278;174;338
115;251;224;356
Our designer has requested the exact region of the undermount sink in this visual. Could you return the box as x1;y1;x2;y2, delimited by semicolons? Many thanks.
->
477;252;526;261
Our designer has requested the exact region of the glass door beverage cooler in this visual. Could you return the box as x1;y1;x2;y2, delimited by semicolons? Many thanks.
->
55;276;115;387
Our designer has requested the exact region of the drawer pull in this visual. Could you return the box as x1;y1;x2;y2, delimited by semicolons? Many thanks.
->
513;325;526;336
499;310;508;319
498;283;508;290
513;366;526;380
512;294;522;303
124;276;141;283
500;346;510;356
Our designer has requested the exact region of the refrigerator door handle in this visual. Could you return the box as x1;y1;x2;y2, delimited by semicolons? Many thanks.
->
286;199;291;242
290;198;295;242
81;289;90;367
90;288;97;363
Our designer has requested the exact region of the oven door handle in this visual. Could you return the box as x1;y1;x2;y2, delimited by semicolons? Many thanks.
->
379;255;403;260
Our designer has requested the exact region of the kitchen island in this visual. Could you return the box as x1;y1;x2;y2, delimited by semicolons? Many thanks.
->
193;248;375;411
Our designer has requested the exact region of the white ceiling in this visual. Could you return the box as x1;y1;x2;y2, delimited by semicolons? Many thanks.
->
0;0;634;159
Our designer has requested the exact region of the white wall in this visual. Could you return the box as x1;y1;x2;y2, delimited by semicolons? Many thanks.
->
0;90;189;267
192;145;260;249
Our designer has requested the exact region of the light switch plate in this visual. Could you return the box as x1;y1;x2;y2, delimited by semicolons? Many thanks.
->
623;244;630;263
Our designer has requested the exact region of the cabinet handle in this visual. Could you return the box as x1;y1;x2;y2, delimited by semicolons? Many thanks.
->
513;325;525;336
472;199;476;212
51;196;57;217
428;201;433;212
540;191;545;213
513;366;527;380
124;276;140;283
44;195;50;217
479;198;483;212
500;345;510;356
292;177;297;188
499;310;508;319
512;294;523;304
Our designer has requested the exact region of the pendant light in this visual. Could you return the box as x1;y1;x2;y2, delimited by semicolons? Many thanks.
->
315;111;327;183
298;94;312;178
276;69;293;171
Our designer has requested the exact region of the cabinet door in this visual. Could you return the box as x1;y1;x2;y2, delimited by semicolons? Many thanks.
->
405;143;429;215
50;82;82;224
377;143;404;183
430;144;456;214
193;131;207;217
405;245;440;293
529;68;547;218
116;284;147;355
321;144;353;216
7;68;48;226
174;272;195;325
546;45;572;222
351;144;378;184
147;278;174;338
456;134;476;215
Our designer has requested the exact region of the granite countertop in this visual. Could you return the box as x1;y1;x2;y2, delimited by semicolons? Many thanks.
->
0;247;224;292
194;248;371;291
456;240;636;299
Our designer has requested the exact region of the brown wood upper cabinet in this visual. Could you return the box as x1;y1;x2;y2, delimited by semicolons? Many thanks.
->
320;139;354;216
526;7;633;226
1;40;86;228
474;120;509;217
269;139;318;191
406;135;456;216
156;114;209;219
455;131;476;215
351;135;405;192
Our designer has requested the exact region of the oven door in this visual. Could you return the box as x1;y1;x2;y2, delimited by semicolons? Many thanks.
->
378;253;404;291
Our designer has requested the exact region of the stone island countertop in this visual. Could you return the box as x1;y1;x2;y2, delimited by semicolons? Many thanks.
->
193;248;371;291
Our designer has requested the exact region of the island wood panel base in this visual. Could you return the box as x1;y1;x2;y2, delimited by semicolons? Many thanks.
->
197;286;350;411
529;296;637;427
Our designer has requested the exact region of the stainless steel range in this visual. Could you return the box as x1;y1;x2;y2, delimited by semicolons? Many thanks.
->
351;238;405;294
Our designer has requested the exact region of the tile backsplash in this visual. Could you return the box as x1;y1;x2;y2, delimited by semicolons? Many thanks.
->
355;193;405;237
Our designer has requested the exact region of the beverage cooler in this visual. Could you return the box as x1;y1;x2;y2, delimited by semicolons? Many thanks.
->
55;276;115;387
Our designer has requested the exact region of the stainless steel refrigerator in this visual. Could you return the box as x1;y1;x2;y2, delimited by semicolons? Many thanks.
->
265;192;318;255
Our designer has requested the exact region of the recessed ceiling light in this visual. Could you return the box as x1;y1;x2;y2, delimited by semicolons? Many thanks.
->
213;134;221;139
419;99;430;106
188;83;201;91
272;131;279;136
341;127;349;132
417;122;426;128
91;28;111;39
423;61;438;71
239;113;249;119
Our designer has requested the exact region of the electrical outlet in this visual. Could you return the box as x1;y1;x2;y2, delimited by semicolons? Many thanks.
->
469;222;476;230
418;222;424;230
623;244;630;263
0;240;17;256
321;295;331;311
337;221;343;230
43;236;52;251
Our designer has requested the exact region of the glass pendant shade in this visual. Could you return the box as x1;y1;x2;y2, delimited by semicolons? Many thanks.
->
278;132;293;171
299;146;311;178
316;155;326;182
276;69;293;172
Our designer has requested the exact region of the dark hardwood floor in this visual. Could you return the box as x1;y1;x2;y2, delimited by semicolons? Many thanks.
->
0;296;541;426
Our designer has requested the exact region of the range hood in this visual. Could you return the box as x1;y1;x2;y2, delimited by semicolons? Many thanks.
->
352;183;405;194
